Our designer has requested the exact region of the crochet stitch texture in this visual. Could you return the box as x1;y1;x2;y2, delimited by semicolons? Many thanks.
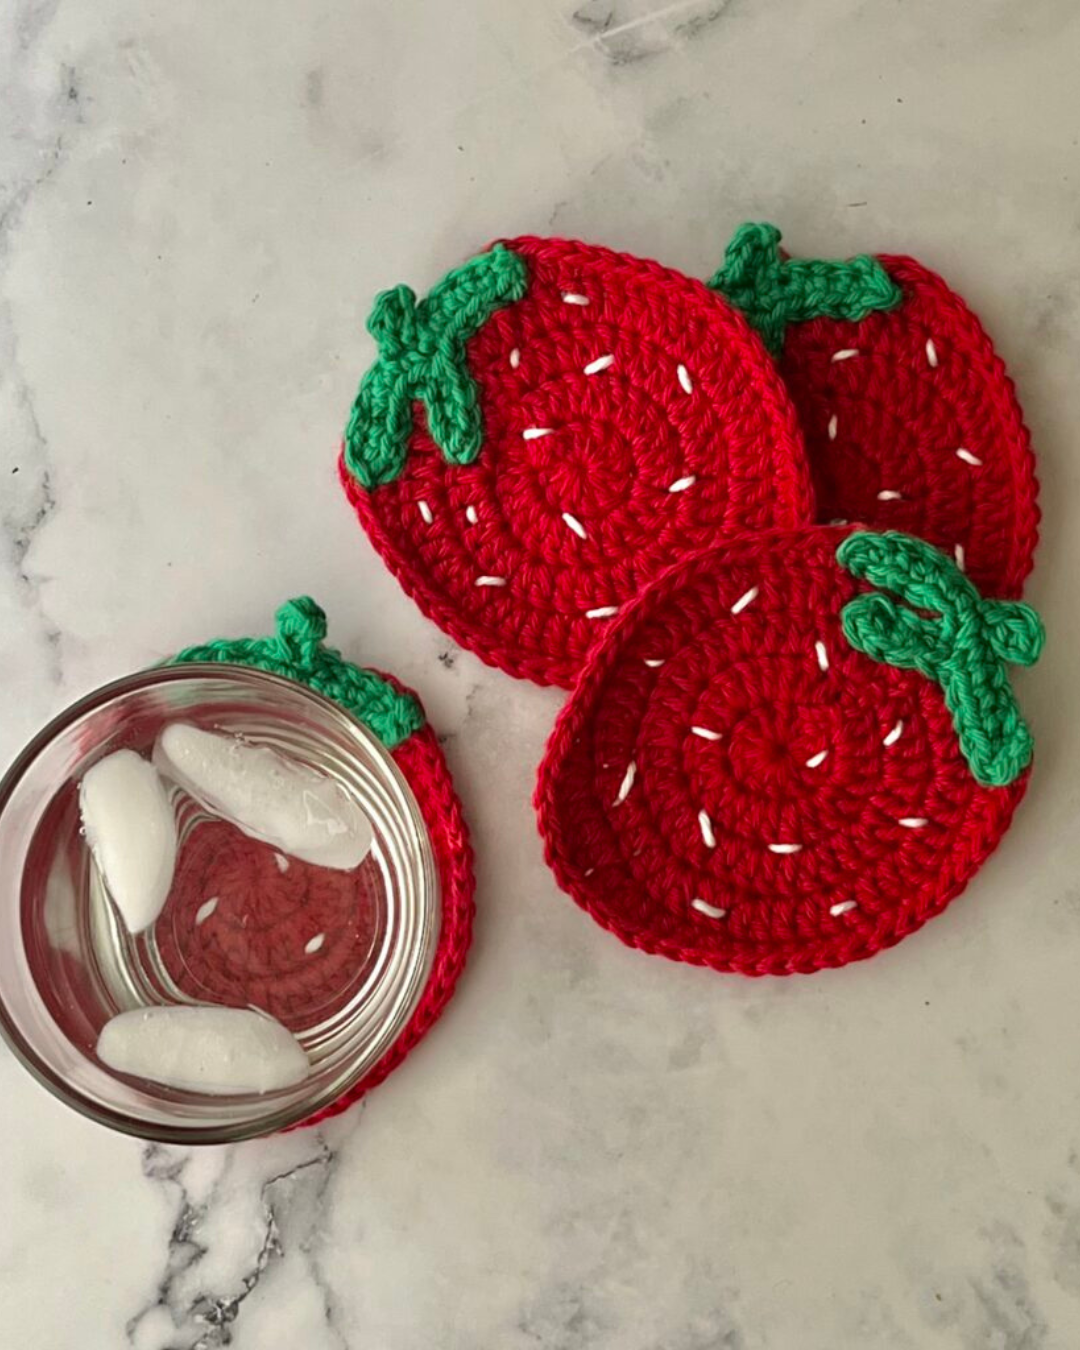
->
710;223;1040;600
172;598;475;1124
341;235;813;687
535;528;1040;976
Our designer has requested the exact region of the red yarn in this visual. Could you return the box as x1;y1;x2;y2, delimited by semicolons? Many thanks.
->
301;723;474;1123
342;235;812;688
535;525;1028;976
156;821;380;1025
153;720;473;1125
779;256;1039;599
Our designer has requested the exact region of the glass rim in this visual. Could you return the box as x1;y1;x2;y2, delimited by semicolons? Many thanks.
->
0;662;437;1144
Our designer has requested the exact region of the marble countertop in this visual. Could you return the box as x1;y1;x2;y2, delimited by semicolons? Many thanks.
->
3;2;1080;1346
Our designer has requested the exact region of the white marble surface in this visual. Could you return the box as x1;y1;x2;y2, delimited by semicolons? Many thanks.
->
2;2;1080;1346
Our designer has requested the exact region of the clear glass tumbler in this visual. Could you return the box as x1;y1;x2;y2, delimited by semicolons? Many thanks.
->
0;665;439;1142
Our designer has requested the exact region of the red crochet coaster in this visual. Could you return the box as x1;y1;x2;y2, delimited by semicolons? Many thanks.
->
340;235;812;688
709;224;1040;599
170;599;474;1123
536;527;1043;976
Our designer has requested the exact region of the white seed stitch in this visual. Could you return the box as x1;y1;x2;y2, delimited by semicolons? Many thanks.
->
562;511;587;539
677;363;694;394
830;900;858;917
883;720;904;746
195;897;219;926
465;504;479;525
304;932;326;955
805;749;829;768
899;816;929;829
584;353;615;376
815;640;829;672
829;518;850;527
877;490;903;501
644;658;665;669
698;810;717;849
614;761;637;805
691;726;722;742
827;414;839;441
586;605;619;619
418;499;433;524
831;348;860;362
731;586;759;615
691;898;727;919
562;292;589;306
583;866;596;878
955;542;966;571
668;475;697;493
523;427;554;441
956;448;983;466
476;575;507;587
768;843;803;855
926;338;939;368
509;347;521;369
274;852;289;873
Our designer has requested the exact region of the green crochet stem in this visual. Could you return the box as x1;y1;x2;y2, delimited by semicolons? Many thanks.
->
707;222;902;355
343;244;529;489
837;533;1044;788
172;597;425;751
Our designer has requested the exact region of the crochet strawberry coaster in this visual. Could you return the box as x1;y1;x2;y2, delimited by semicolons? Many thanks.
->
536;528;1043;976
709;224;1039;598
168;598;474;1123
340;236;812;688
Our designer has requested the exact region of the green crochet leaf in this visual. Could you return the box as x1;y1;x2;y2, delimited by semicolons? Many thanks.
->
343;245;529;489
981;600;1045;667
837;532;1044;788
841;591;953;672
172;597;425;750
708;222;902;355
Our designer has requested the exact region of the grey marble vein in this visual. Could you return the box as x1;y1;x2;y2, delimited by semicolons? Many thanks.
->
126;1134;347;1350
570;0;733;65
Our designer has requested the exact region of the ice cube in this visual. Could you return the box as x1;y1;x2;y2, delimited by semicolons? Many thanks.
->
154;723;373;870
96;1005;310;1094
79;750;178;933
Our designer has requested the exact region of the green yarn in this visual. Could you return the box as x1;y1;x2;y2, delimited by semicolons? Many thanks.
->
171;597;425;751
707;222;902;355
343;244;529;489
837;532;1044;788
